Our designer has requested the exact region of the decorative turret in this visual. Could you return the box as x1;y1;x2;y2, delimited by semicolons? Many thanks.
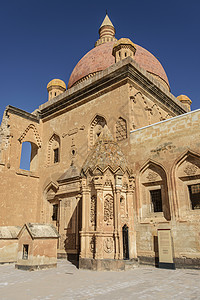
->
47;79;66;101
177;95;192;112
95;13;117;47
112;38;136;63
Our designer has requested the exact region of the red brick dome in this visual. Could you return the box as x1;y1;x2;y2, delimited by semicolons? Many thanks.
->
68;41;169;89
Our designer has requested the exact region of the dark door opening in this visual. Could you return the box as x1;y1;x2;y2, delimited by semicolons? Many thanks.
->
122;224;129;260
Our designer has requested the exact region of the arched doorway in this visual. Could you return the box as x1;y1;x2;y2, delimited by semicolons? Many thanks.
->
122;224;129;260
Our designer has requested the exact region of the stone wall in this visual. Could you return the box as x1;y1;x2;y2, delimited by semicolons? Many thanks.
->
129;109;200;266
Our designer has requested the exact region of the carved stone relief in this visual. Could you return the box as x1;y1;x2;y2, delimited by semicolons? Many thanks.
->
90;115;106;147
120;196;126;218
116;117;127;141
103;237;113;253
184;163;198;176
151;142;176;155
104;194;113;225
146;171;159;182
90;235;95;253
90;196;96;226
62;125;85;138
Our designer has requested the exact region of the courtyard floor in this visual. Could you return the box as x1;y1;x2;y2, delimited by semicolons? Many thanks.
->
0;260;199;300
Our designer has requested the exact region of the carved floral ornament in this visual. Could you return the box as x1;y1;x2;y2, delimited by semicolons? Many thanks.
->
146;171;159;182
103;237;113;253
184;163;199;176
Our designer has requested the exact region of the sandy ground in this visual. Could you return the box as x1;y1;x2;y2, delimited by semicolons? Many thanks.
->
0;260;200;300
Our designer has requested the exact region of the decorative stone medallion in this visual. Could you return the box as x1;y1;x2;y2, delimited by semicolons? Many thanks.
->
184;163;198;176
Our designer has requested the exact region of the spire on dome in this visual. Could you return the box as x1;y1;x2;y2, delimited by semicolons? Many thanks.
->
95;13;117;47
100;13;114;28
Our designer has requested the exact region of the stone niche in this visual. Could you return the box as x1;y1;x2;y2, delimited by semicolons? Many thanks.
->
0;226;21;263
15;223;59;271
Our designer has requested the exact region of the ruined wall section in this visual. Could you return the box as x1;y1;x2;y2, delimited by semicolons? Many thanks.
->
0;109;11;166
0;106;42;226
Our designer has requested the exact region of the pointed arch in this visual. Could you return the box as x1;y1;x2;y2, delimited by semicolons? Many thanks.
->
89;114;107;148
130;91;145;104
18;124;42;148
173;150;200;213
139;159;170;220
173;149;200;172
140;159;168;176
47;133;61;166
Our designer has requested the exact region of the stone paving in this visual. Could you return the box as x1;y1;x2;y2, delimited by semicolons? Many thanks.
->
0;260;200;300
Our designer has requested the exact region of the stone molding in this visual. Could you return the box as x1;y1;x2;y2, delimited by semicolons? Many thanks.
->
6;105;40;123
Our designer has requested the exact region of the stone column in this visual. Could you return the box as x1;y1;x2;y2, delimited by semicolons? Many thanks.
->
58;199;65;250
114;174;123;259
80;178;90;258
127;178;137;259
75;194;81;252
94;177;103;259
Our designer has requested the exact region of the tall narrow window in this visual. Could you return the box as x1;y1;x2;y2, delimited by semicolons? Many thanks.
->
52;204;58;221
54;148;59;163
22;244;29;260
47;134;60;166
188;184;200;210
150;189;162;212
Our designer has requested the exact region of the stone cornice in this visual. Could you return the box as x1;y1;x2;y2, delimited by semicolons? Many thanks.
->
39;57;187;119
6;105;40;123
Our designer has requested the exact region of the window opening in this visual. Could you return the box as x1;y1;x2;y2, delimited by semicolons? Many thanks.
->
188;184;200;210
150;189;162;212
55;92;56;96
20;142;31;170
54;148;59;163
22;244;29;260
52;204;58;221
125;52;127;57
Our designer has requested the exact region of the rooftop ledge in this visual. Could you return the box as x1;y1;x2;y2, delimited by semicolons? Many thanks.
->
39;57;187;119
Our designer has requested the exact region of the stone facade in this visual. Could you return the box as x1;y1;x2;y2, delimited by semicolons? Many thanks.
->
0;14;199;270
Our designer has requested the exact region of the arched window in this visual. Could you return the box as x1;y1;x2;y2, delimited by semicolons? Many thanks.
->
89;115;107;147
175;152;200;214
20;141;38;171
116;117;127;141
47;134;60;166
139;161;170;221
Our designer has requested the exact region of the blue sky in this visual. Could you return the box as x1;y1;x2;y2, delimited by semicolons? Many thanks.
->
0;0;200;122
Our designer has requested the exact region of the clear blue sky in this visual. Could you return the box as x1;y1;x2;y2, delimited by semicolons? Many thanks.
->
0;0;200;122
